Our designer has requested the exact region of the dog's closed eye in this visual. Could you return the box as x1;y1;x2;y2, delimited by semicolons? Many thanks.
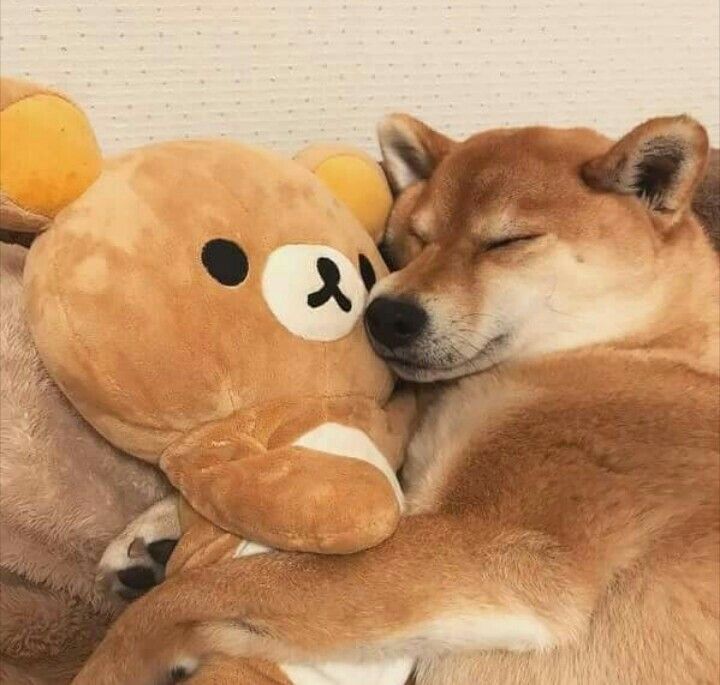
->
484;234;541;251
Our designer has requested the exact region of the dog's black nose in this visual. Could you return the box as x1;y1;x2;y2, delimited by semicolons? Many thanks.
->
365;297;427;349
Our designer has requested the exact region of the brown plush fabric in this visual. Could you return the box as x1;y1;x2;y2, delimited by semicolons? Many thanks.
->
162;395;410;554
24;140;400;553
20;140;411;683
0;243;169;684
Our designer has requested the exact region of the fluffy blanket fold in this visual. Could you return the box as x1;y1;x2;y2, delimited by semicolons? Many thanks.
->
0;244;168;684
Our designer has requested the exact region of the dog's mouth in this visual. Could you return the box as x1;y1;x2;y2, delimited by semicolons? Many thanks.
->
378;332;510;382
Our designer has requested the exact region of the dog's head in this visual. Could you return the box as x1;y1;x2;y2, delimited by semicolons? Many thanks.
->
366;114;712;381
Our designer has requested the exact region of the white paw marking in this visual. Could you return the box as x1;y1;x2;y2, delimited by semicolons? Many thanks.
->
394;612;555;653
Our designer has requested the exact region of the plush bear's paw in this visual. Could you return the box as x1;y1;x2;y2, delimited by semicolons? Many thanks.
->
97;495;181;601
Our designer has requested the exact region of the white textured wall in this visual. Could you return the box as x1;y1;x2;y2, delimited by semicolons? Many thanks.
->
1;0;718;157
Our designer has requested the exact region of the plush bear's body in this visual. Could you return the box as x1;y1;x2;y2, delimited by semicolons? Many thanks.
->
24;140;414;684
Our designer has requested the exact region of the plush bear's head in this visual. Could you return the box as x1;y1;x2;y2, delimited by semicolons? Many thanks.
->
24;140;393;461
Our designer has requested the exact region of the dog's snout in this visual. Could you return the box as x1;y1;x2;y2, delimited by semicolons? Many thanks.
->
365;297;427;349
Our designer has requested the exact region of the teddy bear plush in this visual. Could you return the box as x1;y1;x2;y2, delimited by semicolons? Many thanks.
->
22;128;416;683
25;137;410;548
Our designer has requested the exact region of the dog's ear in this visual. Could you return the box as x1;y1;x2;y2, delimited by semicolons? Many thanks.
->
582;115;709;226
377;114;455;194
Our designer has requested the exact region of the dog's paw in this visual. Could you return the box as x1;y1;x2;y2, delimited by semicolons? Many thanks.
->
97;495;181;601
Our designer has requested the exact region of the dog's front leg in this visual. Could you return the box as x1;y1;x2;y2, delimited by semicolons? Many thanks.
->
72;513;600;685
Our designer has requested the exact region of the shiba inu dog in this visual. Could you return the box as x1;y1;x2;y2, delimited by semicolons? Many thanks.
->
75;114;719;685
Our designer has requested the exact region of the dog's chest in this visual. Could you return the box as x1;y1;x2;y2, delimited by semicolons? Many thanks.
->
402;373;535;513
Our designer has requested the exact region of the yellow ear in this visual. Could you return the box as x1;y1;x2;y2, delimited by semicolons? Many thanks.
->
294;144;392;244
0;78;102;232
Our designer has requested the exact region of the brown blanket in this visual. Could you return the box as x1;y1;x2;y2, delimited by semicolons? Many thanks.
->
0;244;168;684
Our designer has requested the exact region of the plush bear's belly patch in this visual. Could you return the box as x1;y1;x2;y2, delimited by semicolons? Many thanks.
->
233;422;412;685
292;422;404;505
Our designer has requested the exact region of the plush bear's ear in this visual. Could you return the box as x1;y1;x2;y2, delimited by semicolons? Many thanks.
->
294;145;393;244
582;115;709;227
0;77;102;233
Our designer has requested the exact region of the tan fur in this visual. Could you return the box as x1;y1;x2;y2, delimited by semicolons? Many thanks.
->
0;243;169;684
69;116;718;685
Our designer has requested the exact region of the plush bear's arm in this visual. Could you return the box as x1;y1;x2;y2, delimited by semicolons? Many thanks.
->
168;445;401;554
160;398;411;554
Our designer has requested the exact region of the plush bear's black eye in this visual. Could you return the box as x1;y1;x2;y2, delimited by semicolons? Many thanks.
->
201;238;248;286
358;254;376;291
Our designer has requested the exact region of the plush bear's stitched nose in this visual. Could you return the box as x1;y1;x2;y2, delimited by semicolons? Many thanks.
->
307;257;351;312
365;297;428;349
